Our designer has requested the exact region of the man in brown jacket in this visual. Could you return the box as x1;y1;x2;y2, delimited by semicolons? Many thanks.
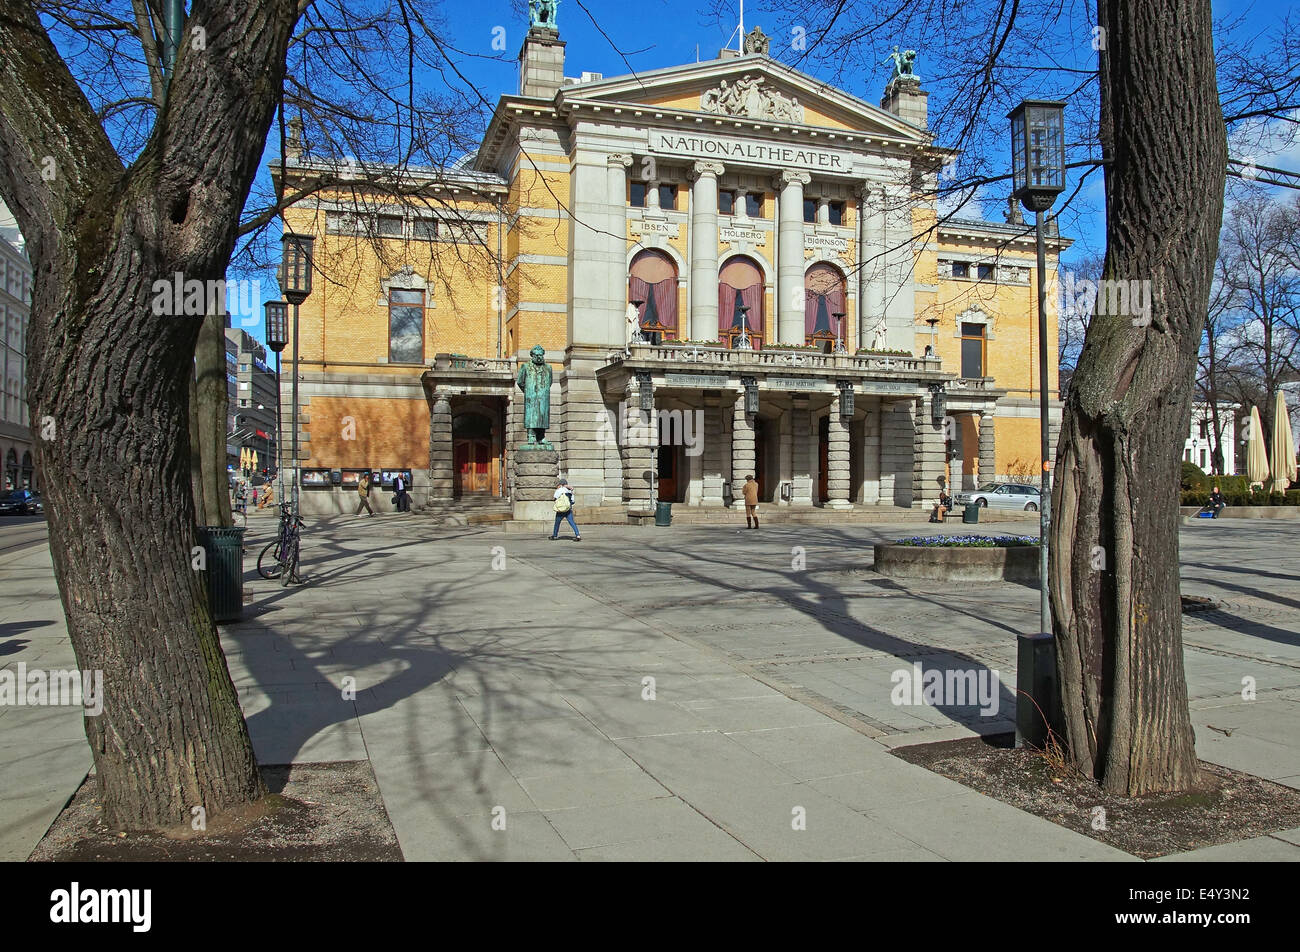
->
742;474;760;529
356;471;375;517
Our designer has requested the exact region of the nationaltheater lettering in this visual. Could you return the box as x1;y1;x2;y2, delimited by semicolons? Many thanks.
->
650;132;850;172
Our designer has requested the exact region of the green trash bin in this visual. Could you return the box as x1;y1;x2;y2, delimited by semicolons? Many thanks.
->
199;526;246;623
654;501;672;526
962;504;980;524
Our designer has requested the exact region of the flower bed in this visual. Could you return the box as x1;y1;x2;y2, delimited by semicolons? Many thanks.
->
874;535;1040;582
893;535;1039;548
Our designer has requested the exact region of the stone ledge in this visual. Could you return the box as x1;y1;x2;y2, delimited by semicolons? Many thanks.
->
873;543;1040;583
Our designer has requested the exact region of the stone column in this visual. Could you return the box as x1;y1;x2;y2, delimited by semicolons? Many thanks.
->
860;399;882;504
731;386;755;507
777;171;811;345
428;388;453;504
880;398;916;507
789;395;813;505
912;392;947;509
979;411;997;484
825;391;852;509
881;182;915;352
622;376;656;510
689;161;724;342
857;183;886;350
568;148;630;347
702;392;725;506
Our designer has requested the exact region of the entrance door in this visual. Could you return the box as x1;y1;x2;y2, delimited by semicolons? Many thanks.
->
454;439;493;495
657;443;679;501
818;416;829;503
754;417;768;501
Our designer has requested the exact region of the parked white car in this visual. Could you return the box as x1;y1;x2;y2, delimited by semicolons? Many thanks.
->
954;482;1042;511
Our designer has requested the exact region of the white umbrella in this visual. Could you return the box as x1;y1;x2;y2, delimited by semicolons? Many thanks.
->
1246;405;1270;490
1271;391;1297;493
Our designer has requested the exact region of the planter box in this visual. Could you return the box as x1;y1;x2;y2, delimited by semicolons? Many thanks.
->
873;543;1040;583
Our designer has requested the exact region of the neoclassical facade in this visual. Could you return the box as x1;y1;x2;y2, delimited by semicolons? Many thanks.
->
276;23;1065;516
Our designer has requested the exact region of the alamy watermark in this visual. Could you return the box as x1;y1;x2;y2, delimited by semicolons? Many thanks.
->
151;272;261;322
0;663;103;715
890;662;1001;716
597;401;704;456
1059;271;1153;327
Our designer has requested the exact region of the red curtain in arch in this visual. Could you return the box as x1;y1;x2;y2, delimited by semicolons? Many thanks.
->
804;263;847;339
629;250;679;331
718;284;762;335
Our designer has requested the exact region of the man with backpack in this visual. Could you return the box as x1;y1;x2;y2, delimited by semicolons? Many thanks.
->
550;478;581;541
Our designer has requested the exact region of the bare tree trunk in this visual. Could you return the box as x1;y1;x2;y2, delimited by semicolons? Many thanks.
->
188;373;207;520
196;308;232;527
1051;0;1226;795
0;0;299;827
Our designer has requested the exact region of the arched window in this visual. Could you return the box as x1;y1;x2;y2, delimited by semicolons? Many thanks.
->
719;256;764;349
4;448;16;491
20;451;32;489
629;250;678;343
805;263;847;352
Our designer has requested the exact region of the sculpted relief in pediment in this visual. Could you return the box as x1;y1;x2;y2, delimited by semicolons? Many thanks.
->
700;75;804;123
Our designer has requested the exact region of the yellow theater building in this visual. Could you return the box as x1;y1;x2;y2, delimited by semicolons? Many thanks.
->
275;19;1065;517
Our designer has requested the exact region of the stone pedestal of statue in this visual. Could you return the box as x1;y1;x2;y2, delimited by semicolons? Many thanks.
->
513;447;559;521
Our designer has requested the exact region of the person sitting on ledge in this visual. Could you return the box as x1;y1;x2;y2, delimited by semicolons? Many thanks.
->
930;489;952;523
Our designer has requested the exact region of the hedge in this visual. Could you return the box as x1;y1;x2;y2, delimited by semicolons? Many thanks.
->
1181;489;1300;507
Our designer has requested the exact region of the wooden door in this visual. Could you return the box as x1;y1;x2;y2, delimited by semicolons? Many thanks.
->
454;439;492;495
818;416;829;503
657;443;678;501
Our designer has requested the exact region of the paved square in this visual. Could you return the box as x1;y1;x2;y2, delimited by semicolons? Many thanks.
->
3;516;1299;861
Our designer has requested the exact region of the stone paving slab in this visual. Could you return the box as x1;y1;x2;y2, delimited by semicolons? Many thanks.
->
5;519;1300;862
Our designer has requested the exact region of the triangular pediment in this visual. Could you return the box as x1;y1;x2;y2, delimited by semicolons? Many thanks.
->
558;55;928;144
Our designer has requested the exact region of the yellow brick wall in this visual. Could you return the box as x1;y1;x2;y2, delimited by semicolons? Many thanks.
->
995;417;1045;478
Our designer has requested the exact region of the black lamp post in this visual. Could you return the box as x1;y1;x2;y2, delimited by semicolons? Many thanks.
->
280;233;314;522
1009;98;1066;694
264;299;289;507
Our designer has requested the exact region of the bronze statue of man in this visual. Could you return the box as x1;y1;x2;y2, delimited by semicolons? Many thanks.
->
516;344;552;445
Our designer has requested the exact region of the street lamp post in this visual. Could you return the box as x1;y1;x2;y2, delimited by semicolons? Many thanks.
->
264;299;289;508
279;233;314;523
1009;99;1066;744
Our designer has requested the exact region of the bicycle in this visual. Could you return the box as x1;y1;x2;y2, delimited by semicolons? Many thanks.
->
257;502;305;585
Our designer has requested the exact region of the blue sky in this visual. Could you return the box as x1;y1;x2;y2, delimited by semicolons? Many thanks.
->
233;0;1298;339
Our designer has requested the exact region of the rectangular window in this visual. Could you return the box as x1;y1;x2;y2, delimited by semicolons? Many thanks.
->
377;215;404;238
325;211;362;236
718;190;734;215
745;193;762;218
411;219;438;240
828;201;844;226
659;184;677;209
960;322;985;378
389;288;425;364
803;198;816;223
976;263;995;281
950;261;970;279
630;182;647;208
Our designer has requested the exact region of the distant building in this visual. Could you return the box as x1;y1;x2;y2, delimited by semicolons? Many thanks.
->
0;200;35;491
1184;402;1237;475
225;326;279;475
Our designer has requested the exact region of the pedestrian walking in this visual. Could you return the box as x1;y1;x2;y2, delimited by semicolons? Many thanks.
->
356;471;375;517
550;478;581;540
394;472;410;512
742;474;759;529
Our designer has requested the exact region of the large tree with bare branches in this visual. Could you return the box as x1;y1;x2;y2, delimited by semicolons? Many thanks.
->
0;0;507;828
